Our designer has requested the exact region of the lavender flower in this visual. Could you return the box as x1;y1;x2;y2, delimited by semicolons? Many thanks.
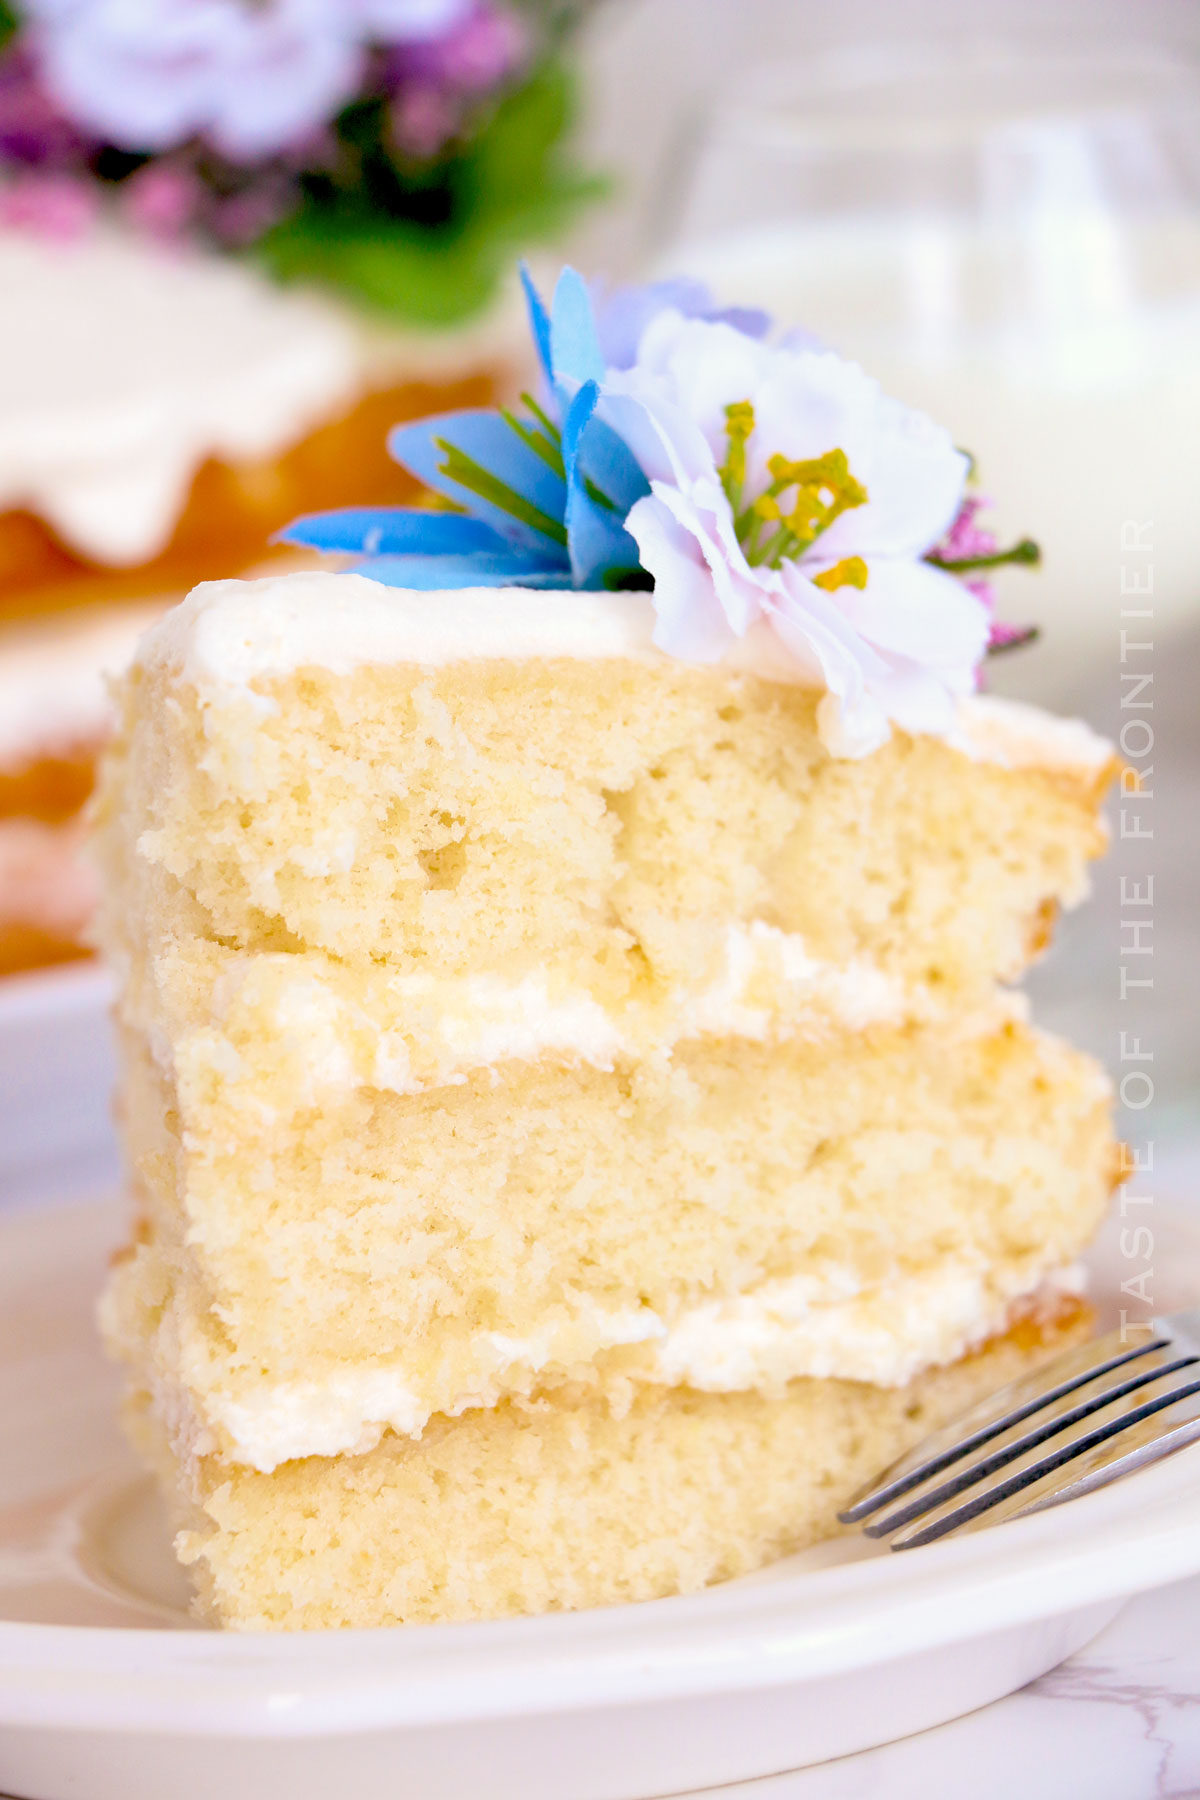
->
0;0;598;328
21;0;474;163
592;278;771;371
208;173;299;246
390;84;462;159
383;2;526;158
0;43;90;166
354;0;473;38
385;2;524;91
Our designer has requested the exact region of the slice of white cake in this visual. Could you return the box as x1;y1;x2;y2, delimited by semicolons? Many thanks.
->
94;571;1116;1628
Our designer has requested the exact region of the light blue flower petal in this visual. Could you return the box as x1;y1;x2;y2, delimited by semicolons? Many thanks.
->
280;508;507;556
518;261;554;389
576;413;652;516
354;549;570;590
389;410;567;550
562;381;645;587
549;266;605;393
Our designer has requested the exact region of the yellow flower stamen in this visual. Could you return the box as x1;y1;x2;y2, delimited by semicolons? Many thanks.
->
719;400;756;512
813;555;869;592
723;409;870;570
766;449;869;556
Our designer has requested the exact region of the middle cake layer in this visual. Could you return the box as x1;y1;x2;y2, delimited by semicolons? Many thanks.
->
106;1009;1114;1472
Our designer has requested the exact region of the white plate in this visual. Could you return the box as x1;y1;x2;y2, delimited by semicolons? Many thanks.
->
2;1194;1200;1800
0;962;118;1208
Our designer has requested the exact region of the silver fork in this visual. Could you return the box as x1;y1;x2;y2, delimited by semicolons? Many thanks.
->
840;1308;1200;1549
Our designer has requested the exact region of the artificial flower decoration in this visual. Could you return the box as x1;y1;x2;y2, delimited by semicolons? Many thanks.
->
284;264;1042;757
21;0;430;161
599;314;997;755
0;0;602;323
285;264;653;590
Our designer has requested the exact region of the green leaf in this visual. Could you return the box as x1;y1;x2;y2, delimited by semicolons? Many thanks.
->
0;1;19;48
501;407;566;479
257;215;510;327
435;438;568;544
253;58;609;329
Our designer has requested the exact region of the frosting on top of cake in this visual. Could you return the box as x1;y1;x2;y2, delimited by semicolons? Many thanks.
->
0;226;363;566
146;569;1114;776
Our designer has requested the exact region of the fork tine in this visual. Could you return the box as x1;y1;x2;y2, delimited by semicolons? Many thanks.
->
951;1404;1200;1537
839;1324;1171;1523
885;1367;1200;1549
860;1345;1199;1538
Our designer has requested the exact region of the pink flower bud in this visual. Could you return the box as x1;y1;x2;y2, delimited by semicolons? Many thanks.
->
121;162;203;240
0;171;98;239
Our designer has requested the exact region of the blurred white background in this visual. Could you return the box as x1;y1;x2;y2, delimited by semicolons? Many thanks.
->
573;0;1200;1137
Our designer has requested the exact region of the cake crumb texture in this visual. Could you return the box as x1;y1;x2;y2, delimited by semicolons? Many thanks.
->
95;655;1109;1005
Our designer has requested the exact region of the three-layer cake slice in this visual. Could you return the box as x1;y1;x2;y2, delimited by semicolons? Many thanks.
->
95;571;1116;1628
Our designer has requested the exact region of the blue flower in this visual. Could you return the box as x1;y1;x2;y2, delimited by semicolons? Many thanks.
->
283;263;655;591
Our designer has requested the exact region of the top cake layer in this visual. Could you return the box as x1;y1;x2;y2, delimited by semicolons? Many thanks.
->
133;574;1116;768
96;573;1114;1076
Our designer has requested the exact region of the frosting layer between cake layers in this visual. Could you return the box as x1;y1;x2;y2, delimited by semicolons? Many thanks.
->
115;1247;1089;1471
125;923;937;1101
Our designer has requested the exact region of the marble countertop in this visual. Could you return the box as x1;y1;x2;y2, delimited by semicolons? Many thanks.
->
697;1575;1200;1799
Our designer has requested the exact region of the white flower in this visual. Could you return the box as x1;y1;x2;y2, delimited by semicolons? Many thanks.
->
25;0;470;161
598;312;988;758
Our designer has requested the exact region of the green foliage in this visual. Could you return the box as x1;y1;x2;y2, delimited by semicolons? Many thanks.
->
434;435;568;543
0;0;18;49
256;61;608;328
931;536;1042;574
501;394;566;479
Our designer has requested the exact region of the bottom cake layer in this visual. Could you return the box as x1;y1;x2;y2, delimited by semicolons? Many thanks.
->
129;1300;1092;1631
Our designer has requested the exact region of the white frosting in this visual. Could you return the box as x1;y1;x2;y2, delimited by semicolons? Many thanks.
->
177;923;926;1106
672;920;914;1038
150;571;670;682
407;973;626;1075
0;227;364;564
142;571;1114;776
956;692;1115;778
0;601;164;768
200;1258;1086;1471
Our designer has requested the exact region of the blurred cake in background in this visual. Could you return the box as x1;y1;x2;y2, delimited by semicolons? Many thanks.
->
0;0;601;976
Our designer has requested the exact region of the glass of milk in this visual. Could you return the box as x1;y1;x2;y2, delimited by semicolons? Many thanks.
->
651;40;1200;702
